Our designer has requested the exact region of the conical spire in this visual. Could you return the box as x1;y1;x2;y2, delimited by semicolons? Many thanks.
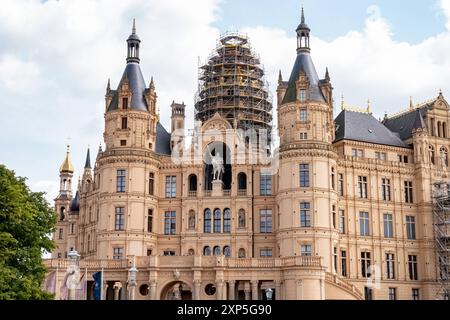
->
84;147;91;169
296;7;310;53
301;7;305;24
409;96;414;109
132;18;136;34
127;18;141;64
325;67;330;82
59;145;74;173
150;76;155;90
278;70;283;83
106;78;111;94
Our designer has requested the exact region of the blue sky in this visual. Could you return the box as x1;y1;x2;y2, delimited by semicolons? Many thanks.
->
0;0;450;203
215;0;446;43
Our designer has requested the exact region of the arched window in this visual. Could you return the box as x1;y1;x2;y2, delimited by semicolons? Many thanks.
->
188;249;195;256
430;146;436;165
237;172;247;190
444;122;447;138
238;248;246;258
213;246;221;256
213;209;221;233
204;209;211;233
87;234;90;252
188;174;197;192
223;246;231;257
203;246;211;256
188;210;196;230
238;209;246;228
440;147;448;167
438;121;442;137
223;208;231;233
60;207;66;221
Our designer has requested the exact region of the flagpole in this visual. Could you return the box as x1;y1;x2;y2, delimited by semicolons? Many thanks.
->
85;267;88;300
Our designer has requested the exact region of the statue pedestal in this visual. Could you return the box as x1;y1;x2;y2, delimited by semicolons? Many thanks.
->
212;180;224;197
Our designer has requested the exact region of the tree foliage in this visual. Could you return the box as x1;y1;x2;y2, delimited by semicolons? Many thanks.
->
0;164;56;299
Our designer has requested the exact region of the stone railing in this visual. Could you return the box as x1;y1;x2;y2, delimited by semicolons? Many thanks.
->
325;272;363;299
44;255;323;271
187;191;197;198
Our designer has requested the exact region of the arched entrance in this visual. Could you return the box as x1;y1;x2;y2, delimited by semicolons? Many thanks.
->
160;281;193;300
204;141;232;190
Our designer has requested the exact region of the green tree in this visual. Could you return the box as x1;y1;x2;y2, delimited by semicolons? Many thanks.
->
0;164;56;299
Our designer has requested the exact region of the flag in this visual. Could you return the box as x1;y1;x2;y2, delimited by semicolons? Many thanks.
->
92;270;103;300
43;271;57;294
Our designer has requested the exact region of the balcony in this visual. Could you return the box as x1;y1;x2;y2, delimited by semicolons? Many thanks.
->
188;191;197;198
237;189;247;196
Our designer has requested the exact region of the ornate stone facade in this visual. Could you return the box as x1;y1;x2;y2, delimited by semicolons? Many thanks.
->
45;12;448;300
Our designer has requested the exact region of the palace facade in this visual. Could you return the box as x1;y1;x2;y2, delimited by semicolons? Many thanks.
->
45;11;449;300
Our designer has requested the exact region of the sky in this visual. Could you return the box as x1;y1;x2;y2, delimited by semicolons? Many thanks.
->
1;0;450;204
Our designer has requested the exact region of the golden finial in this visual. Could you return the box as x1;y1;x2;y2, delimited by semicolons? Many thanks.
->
367;99;371;114
60;144;74;173
341;94;345;111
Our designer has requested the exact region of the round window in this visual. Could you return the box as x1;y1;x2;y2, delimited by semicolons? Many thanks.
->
139;284;149;296
205;284;216;296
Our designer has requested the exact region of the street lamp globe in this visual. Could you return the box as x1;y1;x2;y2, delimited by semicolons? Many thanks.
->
265;288;273;300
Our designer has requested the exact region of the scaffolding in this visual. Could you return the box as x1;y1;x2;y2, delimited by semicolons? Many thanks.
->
433;182;450;300
195;32;273;145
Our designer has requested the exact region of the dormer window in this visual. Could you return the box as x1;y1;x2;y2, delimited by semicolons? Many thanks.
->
298;89;306;102
122;97;128;110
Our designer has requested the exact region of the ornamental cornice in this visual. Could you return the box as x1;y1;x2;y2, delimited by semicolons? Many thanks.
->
279;142;338;160
337;157;415;175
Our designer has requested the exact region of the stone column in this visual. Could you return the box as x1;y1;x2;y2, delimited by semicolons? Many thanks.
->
128;282;136;300
251;280;259;300
244;282;251;300
228;281;236;300
113;282;122;300
222;282;228;300
149;281;157;300
103;283;109;300
193;281;201;300
216;281;224;300
275;281;281;301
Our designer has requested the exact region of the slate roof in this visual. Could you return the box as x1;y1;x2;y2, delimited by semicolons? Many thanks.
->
282;52;326;104
334;110;410;148
107;63;148;112
383;105;431;141
69;191;80;213
155;122;171;156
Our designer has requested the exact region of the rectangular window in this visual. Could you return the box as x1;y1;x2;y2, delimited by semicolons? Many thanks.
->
383;213;394;238
70;223;74;235
381;178;391;201
301;244;312;256
352;149;364;158
165;176;176;198
147;249;152;256
388;288;397;300
331;169;335;190
408;255;418;280
406;216;416;240
338;173;344;196
359;211;370;236
333;247;338;272
120;139;127;146
122;97;128;109
300;202;311;227
299;90;306;102
398;155;402;162
260;173;272;196
341;250;347;277
299;164;310;187
58;228;63;240
375;152;387;161
147;209;153;233
115;207;125;231
299;132;308;140
339;209;345;234
405;181;413;203
116;169;126;193
299;108;308;122
164;211;176;235
386;253;395;279
412;288;420;300
332;205;336;229
163;250;175;256
260;209;273;233
358;176;368;198
113;247;124;260
260;248;273;257
404;156;409;163
121;117;128;129
149;172;154;195
361;252;372;278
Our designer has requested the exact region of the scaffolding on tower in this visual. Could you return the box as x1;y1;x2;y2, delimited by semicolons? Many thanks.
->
195;32;273;147
433;181;450;299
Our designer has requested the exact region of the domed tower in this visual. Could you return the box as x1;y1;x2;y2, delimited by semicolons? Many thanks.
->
52;145;75;258
276;9;338;282
95;20;169;259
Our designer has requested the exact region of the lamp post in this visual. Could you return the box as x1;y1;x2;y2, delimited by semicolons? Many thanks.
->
127;266;138;300
265;288;273;301
67;250;80;300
